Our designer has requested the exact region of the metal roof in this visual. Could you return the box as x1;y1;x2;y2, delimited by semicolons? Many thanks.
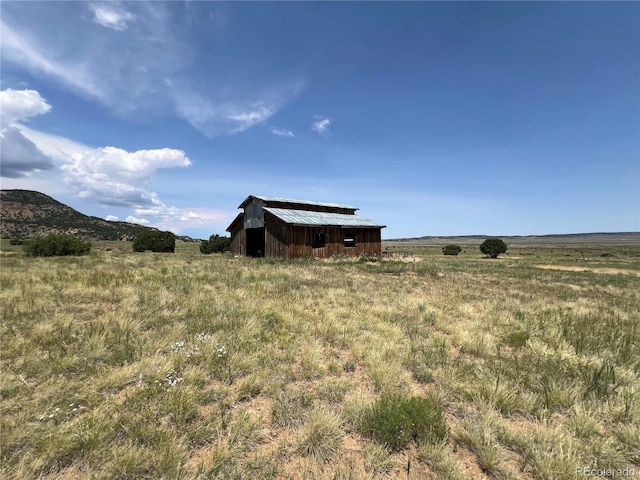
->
264;207;385;228
239;195;357;210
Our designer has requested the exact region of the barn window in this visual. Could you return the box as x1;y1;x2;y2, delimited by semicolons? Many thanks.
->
344;234;356;248
312;232;326;248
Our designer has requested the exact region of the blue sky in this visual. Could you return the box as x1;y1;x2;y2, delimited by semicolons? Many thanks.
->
1;1;638;239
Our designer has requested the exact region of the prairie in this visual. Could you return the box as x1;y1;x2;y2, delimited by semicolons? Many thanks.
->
1;240;639;479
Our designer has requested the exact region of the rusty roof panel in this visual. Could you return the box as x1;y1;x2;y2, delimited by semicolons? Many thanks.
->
239;195;357;210
264;207;385;228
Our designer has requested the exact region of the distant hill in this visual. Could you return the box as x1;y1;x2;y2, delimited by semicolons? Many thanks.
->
0;190;196;242
386;232;640;246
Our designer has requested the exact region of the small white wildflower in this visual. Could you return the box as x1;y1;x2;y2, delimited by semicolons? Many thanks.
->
196;333;211;343
185;346;200;358
164;374;183;387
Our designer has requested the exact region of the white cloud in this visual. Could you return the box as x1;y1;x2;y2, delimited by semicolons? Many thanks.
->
61;146;191;207
125;215;149;225
0;89;55;177
271;128;296;138
105;215;119;221
228;105;272;125
0;126;55;177
0;87;215;234
312;115;331;134
1;89;191;209
89;3;135;31
0;88;51;128
134;202;181;218
151;208;236;235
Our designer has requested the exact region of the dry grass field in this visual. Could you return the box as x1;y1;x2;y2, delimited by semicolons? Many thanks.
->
1;240;639;479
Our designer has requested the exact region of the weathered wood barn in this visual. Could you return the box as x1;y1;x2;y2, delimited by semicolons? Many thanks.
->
226;195;386;259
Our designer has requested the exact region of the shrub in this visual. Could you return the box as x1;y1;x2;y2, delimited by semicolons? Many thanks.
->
503;329;530;348
358;395;448;451
442;245;462;256
23;234;91;257
132;230;175;253
200;234;231;254
357;253;378;263
479;238;507;258
9;238;24;245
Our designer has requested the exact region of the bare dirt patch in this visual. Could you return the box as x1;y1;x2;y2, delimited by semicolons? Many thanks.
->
534;265;640;276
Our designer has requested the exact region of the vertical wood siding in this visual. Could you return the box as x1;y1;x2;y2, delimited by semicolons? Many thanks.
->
227;214;245;256
263;212;381;259
264;213;290;259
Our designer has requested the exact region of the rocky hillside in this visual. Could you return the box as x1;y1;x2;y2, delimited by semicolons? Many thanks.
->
1;190;177;241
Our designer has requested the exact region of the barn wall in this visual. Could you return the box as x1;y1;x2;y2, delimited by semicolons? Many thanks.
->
264;213;290;259
227;215;245;256
287;226;381;259
244;198;265;229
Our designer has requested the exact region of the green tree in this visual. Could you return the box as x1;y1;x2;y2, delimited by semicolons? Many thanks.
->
200;234;231;254
132;230;175;253
442;245;462;256
479;238;507;258
23;234;91;257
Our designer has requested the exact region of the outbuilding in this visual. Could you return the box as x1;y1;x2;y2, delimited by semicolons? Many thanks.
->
226;195;385;259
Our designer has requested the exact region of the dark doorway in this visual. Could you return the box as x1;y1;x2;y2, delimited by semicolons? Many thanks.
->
246;227;265;257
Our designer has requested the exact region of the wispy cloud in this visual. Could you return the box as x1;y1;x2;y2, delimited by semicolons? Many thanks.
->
271;127;296;138
17;124;92;163
312;115;331;134
172;80;304;136
1;4;304;136
0;20;105;101
89;3;135;31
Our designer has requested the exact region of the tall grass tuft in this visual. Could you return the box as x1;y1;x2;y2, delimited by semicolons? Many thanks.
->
296;405;344;464
271;387;314;428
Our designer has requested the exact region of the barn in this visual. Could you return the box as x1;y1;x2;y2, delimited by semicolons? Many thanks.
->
226;195;386;259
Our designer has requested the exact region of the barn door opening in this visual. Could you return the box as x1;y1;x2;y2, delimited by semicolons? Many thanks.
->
246;227;265;257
